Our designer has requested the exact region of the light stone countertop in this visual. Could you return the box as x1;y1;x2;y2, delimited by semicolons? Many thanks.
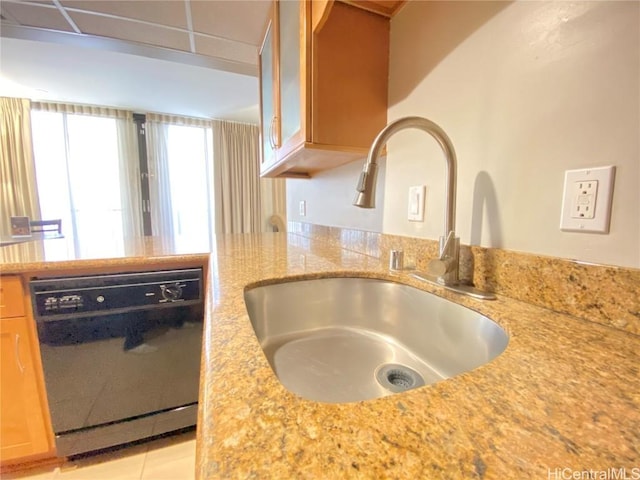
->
0;235;210;275
2;233;638;478
196;234;639;479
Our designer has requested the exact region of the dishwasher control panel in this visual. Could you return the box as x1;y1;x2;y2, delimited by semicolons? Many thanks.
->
31;268;203;319
44;294;85;312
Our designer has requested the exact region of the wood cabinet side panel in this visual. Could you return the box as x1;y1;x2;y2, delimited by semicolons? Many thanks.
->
312;2;389;148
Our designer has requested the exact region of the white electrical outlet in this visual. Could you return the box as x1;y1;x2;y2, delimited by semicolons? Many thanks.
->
408;185;425;222
299;200;306;217
560;166;615;233
571;180;598;219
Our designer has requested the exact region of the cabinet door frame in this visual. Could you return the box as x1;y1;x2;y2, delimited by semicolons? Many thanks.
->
1;322;53;462
274;0;310;163
258;4;281;173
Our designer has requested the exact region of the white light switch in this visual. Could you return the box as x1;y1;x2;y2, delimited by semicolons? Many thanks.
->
560;166;615;233
299;200;306;217
408;185;425;222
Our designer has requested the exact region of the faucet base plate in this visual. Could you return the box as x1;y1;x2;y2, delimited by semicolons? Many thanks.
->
411;272;496;300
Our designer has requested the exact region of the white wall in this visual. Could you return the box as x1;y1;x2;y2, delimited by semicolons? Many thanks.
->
287;158;386;232
287;0;639;268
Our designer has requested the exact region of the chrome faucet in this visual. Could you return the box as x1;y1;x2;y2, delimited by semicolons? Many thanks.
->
354;116;495;300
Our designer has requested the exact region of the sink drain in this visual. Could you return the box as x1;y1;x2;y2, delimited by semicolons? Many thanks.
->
375;364;425;393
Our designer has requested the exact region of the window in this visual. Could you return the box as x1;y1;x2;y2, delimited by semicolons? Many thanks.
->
165;124;214;251
31;110;127;258
31;106;217;257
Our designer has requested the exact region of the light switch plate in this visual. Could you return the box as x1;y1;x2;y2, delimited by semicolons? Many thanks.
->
408;185;425;222
560;166;615;233
299;200;306;217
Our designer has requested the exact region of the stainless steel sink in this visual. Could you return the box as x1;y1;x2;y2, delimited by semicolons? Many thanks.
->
244;277;508;403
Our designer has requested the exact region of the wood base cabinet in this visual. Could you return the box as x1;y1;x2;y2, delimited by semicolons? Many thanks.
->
259;0;390;178
1;276;53;464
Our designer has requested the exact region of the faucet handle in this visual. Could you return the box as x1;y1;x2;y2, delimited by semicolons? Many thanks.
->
428;231;460;285
439;231;456;257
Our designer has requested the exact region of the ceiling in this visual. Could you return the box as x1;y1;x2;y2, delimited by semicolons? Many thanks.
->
0;0;272;123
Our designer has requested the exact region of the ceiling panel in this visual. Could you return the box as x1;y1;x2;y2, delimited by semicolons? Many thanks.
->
0;0;275;122
1;2;74;31
69;11;192;52
195;34;257;65
190;0;270;46
0;36;260;122
2;0;270;68
61;0;188;29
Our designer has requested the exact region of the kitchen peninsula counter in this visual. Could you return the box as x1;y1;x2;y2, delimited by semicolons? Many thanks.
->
0;235;210;467
0;236;209;275
1;233;638;478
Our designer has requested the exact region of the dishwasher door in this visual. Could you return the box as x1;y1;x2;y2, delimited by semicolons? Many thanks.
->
31;268;204;456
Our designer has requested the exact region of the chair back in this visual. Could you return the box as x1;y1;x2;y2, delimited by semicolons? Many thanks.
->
30;219;62;234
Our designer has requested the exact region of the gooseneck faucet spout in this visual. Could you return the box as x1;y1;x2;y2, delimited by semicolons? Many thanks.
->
354;116;460;286
354;116;457;238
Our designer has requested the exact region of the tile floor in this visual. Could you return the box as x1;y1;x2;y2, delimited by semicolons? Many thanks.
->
3;430;196;480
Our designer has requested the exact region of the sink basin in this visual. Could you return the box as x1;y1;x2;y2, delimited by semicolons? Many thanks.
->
244;277;508;403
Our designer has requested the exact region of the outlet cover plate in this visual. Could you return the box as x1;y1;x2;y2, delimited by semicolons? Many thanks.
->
560;166;615;233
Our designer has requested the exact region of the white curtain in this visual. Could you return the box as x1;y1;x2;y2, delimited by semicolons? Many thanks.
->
0;97;41;237
212;120;285;234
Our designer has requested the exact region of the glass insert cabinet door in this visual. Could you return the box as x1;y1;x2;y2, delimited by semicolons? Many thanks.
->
259;19;277;170
278;0;301;148
259;0;304;173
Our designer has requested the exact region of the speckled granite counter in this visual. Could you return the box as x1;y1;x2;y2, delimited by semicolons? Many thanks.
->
2;232;638;478
196;233;639;479
0;236;209;275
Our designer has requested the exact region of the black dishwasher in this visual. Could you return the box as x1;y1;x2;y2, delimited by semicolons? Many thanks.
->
30;268;203;457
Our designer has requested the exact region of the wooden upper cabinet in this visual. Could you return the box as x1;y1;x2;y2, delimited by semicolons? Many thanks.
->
340;0;406;18
259;0;390;178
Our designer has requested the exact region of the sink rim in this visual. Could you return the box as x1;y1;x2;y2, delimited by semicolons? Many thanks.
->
243;274;509;403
